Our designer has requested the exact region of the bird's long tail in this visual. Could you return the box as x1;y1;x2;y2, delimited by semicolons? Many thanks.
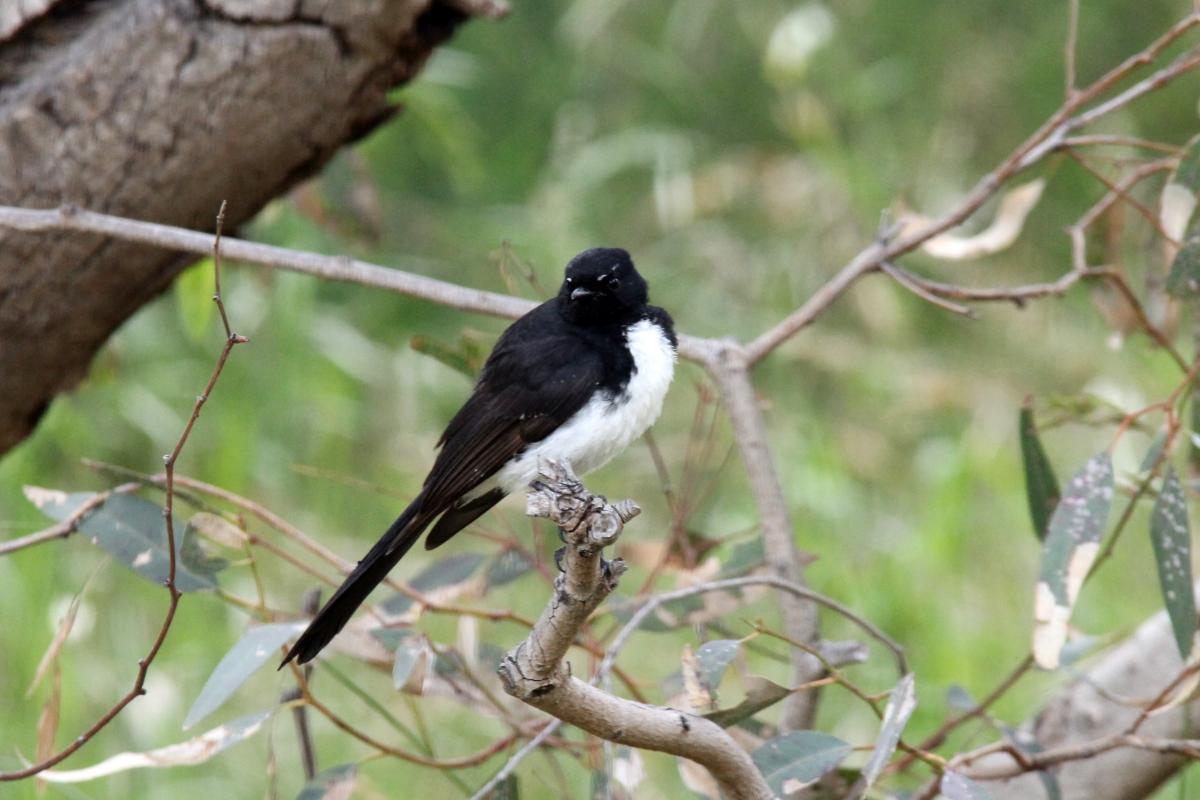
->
280;500;431;667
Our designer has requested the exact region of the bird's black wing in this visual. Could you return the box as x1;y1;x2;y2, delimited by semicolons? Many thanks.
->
393;307;605;551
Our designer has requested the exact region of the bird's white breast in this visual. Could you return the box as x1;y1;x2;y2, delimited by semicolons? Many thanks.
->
497;318;676;492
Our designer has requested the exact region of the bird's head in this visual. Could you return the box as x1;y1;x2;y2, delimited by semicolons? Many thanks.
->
559;247;648;325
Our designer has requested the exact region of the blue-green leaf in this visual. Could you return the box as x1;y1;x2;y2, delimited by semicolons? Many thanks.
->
1032;453;1113;669
1150;467;1197;660
695;639;740;693
184;623;305;729
24;488;221;592
751;731;851;796
860;673;917;789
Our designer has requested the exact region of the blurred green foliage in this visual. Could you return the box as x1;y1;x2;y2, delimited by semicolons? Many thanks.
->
2;1;1199;797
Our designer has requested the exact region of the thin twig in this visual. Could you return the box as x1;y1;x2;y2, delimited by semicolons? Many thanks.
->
0;208;246;781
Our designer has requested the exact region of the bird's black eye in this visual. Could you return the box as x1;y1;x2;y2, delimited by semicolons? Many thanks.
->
606;275;621;291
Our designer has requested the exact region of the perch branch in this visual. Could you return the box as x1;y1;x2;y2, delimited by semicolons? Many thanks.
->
493;459;774;800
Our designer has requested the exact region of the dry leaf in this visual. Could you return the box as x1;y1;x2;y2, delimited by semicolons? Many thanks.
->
902;179;1046;260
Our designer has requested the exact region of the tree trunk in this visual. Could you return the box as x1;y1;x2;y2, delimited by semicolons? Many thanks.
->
0;0;497;454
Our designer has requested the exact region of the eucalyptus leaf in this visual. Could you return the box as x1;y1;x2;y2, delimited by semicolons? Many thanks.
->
184;623;305;729
1031;452;1113;669
860;673;917;789
382;552;485;614
751;730;852;796
486;549;533;589
1150;467;1198;660
695;639;740;693
1019;403;1060;541
24;488;220;592
703;676;791;728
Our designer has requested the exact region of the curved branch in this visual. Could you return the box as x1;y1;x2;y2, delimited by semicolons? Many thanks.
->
494;459;774;800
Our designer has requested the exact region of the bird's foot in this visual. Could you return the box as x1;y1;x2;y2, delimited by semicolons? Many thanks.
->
554;546;566;573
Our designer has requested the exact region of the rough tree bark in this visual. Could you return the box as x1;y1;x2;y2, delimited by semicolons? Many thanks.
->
0;0;501;455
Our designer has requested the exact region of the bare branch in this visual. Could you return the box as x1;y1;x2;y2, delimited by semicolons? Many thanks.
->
0;211;246;781
495;459;774;800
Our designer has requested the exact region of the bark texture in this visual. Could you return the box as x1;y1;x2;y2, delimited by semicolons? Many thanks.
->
0;0;492;454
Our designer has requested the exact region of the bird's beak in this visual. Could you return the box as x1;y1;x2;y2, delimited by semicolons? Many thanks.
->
570;287;593;301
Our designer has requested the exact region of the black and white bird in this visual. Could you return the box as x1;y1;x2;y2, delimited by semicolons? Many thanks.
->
282;247;676;666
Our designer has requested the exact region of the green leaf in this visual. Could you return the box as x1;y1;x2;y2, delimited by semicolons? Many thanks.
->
718;538;765;578
24;488;220;592
1032;452;1114;669
175;258;215;342
941;771;994;799
1167;218;1200;298
703;676;791;729
1150;467;1198;660
1140;431;1168;473
296;764;357;800
1019;403;1060;541
183;623;305;729
485;549;533;590
860;673;917;790
1175;134;1200;193
381;552;485;614
695;639;740;693
751;731;852;796
392;637;431;693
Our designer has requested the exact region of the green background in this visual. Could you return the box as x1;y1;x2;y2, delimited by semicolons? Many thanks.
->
2;1;1197;797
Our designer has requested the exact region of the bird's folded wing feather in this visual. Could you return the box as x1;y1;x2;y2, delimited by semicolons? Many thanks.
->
409;327;604;526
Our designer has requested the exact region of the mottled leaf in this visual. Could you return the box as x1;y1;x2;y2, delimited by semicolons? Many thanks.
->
393;637;432;694
695;639;740;694
941;771;994;799
1167;218;1200;298
1032;453;1114;669
485;549;533;589
680;644;710;710
381;552;485;615
24;488;220;592
184;623;305;729
751;730;852;796
296;764;357;800
1150;467;1197;660
1162;134;1200;241
704;676;792;728
37;711;270;782
860;673;917;789
1019;403;1060;541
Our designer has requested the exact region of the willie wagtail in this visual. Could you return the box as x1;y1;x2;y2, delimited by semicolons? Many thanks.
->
282;247;677;665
